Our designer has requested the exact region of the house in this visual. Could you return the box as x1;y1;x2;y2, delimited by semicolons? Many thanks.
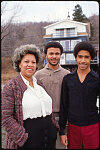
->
43;17;99;72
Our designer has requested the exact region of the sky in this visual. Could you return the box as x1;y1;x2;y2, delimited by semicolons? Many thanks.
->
1;1;99;24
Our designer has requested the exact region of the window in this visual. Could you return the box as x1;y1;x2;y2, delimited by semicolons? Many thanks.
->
71;39;82;50
59;39;82;52
66;28;75;37
66;53;75;61
66;40;70;51
56;29;64;37
60;53;65;64
60;41;66;51
60;40;70;51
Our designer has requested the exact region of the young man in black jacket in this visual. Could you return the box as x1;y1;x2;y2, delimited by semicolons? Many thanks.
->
59;41;99;149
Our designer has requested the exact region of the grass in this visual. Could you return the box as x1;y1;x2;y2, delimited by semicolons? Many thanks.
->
1;57;18;86
1;128;6;149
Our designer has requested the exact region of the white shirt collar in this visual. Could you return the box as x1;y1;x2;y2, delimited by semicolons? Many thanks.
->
20;72;37;86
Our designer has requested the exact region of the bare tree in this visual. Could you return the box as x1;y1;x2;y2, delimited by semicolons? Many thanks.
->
89;14;99;43
1;1;22;42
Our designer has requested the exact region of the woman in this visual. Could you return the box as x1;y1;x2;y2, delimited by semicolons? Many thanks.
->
2;44;57;149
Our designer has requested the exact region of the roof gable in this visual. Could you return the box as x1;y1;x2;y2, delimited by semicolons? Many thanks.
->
44;19;88;29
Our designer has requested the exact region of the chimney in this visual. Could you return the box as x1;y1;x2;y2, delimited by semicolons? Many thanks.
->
67;12;70;20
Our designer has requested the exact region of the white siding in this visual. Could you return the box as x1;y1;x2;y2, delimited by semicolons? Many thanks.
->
45;20;87;35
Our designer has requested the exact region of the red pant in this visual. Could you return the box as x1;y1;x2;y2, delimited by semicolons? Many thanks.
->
67;122;99;149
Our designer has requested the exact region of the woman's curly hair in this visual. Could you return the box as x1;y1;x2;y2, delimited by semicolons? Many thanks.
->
12;44;40;72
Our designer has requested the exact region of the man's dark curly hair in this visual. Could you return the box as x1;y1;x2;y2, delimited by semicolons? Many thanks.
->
73;41;96;59
44;41;63;54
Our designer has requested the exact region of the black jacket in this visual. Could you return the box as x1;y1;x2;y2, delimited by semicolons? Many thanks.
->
59;70;99;135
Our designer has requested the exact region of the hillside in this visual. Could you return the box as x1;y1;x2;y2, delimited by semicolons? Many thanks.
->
1;15;99;85
1;15;99;57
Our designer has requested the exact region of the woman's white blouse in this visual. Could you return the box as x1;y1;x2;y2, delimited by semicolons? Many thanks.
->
20;73;52;120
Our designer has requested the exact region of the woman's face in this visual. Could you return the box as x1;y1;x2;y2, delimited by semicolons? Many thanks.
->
19;54;37;81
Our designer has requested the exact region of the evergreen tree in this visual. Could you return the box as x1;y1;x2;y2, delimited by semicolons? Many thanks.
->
72;4;89;22
72;4;94;40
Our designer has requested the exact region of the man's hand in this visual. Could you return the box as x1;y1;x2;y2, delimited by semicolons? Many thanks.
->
60;135;68;146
